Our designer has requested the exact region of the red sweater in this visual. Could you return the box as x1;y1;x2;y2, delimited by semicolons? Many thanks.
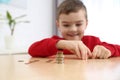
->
28;35;120;57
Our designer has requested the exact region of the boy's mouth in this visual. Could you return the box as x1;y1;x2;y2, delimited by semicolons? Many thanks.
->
67;33;79;37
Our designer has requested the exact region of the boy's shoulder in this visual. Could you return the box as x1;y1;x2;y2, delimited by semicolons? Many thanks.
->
82;35;101;43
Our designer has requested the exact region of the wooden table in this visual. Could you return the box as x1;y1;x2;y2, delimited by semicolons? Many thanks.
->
0;54;120;80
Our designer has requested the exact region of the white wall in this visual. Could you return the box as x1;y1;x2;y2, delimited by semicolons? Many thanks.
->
1;0;120;53
22;0;55;47
83;0;120;44
57;0;120;45
0;0;56;51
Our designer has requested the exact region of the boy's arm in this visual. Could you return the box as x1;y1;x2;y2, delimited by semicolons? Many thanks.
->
28;37;60;57
83;36;120;58
100;42;120;57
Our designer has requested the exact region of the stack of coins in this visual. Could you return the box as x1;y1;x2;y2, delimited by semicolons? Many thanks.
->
56;50;64;64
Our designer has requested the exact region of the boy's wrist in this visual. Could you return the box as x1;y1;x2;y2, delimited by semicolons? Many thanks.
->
56;40;66;50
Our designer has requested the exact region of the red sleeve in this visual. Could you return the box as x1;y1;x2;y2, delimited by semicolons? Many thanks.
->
83;36;120;57
100;42;120;57
28;36;61;57
93;37;120;57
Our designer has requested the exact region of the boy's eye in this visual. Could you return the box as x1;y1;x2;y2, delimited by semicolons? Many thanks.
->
63;24;70;27
76;24;82;27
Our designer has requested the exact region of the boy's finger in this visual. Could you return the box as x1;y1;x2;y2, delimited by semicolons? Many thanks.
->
104;51;111;59
82;50;87;60
75;48;81;59
99;54;104;59
103;53;108;59
96;49;101;58
87;48;92;58
80;47;87;60
92;49;98;59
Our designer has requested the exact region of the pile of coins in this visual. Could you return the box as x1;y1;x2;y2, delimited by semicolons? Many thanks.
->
56;50;64;64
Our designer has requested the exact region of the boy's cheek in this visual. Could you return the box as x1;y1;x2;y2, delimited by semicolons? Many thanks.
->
78;27;85;33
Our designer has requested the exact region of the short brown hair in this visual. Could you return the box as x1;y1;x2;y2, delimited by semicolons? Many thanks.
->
57;0;87;20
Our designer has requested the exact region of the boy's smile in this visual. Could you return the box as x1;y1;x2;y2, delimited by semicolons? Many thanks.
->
57;10;88;40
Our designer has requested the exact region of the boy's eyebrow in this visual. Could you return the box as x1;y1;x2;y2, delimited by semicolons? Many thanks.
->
62;20;84;23
62;21;70;23
76;20;84;23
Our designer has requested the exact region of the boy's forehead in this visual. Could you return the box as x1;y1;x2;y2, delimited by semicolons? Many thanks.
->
59;10;86;22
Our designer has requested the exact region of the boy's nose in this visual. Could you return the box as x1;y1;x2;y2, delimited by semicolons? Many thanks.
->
69;26;78;32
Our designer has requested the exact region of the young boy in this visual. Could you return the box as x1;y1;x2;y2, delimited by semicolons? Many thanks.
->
28;0;120;60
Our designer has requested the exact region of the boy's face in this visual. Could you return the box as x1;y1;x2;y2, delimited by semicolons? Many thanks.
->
57;10;88;40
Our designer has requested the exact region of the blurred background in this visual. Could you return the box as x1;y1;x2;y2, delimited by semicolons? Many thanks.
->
0;0;120;54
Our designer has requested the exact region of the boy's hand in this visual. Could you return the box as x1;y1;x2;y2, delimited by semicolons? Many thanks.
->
56;40;92;59
92;45;111;59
